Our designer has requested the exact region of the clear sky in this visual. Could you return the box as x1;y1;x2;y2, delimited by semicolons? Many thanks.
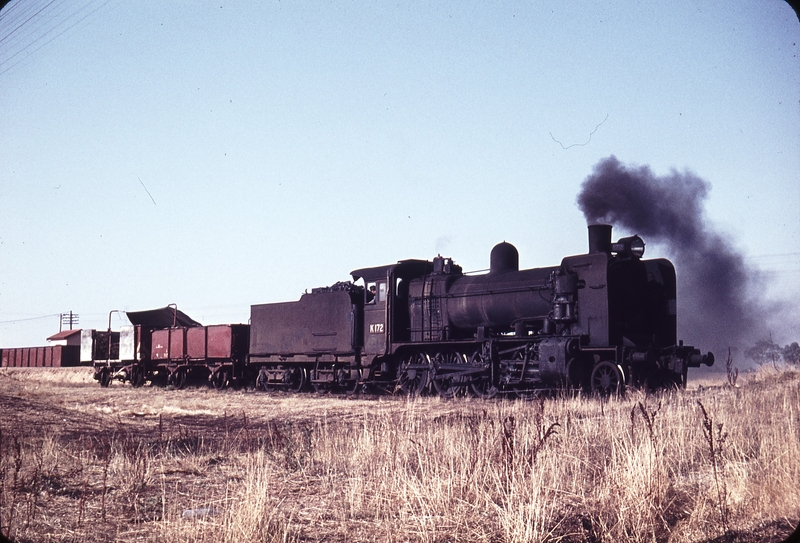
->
1;1;798;353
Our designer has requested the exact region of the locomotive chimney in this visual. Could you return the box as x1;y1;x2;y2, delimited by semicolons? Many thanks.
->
588;224;612;254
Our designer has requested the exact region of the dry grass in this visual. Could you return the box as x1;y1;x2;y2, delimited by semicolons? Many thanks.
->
0;366;798;542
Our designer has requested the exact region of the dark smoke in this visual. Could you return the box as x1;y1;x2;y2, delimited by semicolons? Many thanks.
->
577;155;773;358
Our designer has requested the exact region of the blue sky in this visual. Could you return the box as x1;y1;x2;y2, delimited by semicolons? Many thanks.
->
1;0;798;352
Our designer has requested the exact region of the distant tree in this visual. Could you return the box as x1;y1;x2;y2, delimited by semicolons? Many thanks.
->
745;338;782;367
782;342;800;366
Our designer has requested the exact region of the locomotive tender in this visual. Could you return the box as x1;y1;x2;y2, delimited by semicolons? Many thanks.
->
90;224;713;396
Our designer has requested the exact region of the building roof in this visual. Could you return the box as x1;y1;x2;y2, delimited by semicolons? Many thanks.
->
47;329;82;341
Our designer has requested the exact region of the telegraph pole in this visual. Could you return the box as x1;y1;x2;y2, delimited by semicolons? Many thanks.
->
60;311;79;332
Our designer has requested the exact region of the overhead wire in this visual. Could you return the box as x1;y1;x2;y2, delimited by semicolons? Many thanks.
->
746;251;800;276
0;0;116;77
0;313;60;324
0;1;58;46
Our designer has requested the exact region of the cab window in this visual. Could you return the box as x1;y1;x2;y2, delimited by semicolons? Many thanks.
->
378;282;387;302
366;281;387;304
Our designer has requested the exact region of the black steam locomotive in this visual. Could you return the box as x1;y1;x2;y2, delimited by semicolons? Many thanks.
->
90;225;713;396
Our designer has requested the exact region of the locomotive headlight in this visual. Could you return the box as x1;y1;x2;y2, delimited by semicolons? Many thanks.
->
611;235;645;258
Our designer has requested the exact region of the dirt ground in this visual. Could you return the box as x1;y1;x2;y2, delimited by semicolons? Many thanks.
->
0;368;384;541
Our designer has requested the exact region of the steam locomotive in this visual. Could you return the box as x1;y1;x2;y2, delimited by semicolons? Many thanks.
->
88;224;713;396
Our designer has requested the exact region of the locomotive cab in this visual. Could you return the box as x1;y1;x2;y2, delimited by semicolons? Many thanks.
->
355;267;391;358
351;259;434;365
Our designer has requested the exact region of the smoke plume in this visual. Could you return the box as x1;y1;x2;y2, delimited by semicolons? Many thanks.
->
577;155;773;358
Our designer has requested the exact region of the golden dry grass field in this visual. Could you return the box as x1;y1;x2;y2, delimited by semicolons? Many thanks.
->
0;366;798;543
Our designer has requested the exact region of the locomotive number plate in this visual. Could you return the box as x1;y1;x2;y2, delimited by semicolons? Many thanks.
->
369;323;385;334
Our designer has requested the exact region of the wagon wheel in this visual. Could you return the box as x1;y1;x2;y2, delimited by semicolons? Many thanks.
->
312;382;331;394
346;379;366;395
397;351;431;395
255;367;270;392
175;368;188;389
129;365;146;387
468;351;498;399
151;370;169;387
227;366;243;390
432;350;469;398
169;368;187;390
286;367;307;393
590;361;624;396
344;368;364;396
211;367;229;390
98;368;112;388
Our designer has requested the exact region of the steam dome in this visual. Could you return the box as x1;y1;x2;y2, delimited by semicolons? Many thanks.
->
490;242;519;274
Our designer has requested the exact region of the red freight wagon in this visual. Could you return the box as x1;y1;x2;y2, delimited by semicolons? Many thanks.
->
151;328;188;361
155;324;249;388
186;324;249;361
0;345;80;367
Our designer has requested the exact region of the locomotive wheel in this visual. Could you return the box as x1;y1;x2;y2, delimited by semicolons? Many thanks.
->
590;361;624;396
211;368;229;390
98;368;112;388
397;352;431;395
566;357;591;391
470;379;498;399
514;388;540;400
432;350;469;398
129;365;146;388
468;351;498;399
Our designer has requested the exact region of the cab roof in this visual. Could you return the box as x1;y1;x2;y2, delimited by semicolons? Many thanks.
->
351;259;433;282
